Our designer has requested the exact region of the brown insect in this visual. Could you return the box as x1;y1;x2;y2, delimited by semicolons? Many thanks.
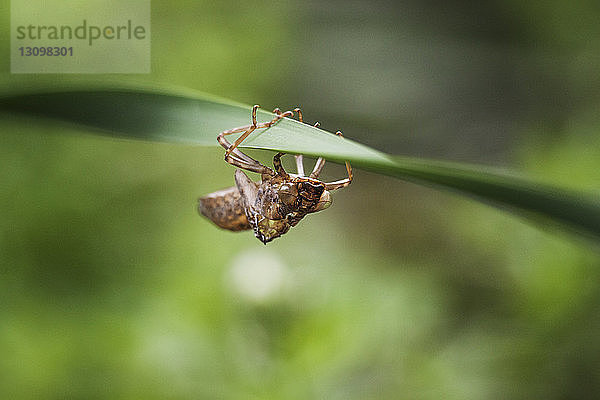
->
198;105;352;244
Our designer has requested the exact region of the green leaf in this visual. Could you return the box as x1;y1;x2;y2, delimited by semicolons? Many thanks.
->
1;85;599;240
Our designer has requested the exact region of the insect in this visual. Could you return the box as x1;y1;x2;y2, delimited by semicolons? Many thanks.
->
198;105;352;244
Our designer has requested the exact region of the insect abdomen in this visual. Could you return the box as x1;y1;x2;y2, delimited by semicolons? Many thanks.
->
198;186;250;231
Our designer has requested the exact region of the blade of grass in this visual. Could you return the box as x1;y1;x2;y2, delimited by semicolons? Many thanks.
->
1;86;599;240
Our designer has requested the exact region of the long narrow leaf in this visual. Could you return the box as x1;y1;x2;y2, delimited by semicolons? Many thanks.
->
1;86;598;240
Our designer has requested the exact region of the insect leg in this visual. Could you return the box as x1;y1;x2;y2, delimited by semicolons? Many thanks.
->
272;152;289;176
218;125;259;164
295;155;305;177
309;157;326;178
293;107;303;123
220;105;293;157
218;105;294;176
218;123;272;170
260;109;293;128
220;105;261;159
224;151;273;175
276;106;302;122
308;122;326;178
323;130;353;190
291;107;304;176
324;178;352;190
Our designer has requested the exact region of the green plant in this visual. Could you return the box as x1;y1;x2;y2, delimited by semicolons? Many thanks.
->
1;85;598;240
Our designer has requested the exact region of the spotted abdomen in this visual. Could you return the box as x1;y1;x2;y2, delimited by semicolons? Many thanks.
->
198;186;250;231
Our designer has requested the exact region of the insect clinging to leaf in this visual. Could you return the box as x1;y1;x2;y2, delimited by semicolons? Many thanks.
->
198;105;353;244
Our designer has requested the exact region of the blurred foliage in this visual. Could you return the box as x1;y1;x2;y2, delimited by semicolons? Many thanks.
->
1;1;600;399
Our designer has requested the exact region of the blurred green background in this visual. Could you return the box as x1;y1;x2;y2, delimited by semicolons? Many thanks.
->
1;1;600;399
